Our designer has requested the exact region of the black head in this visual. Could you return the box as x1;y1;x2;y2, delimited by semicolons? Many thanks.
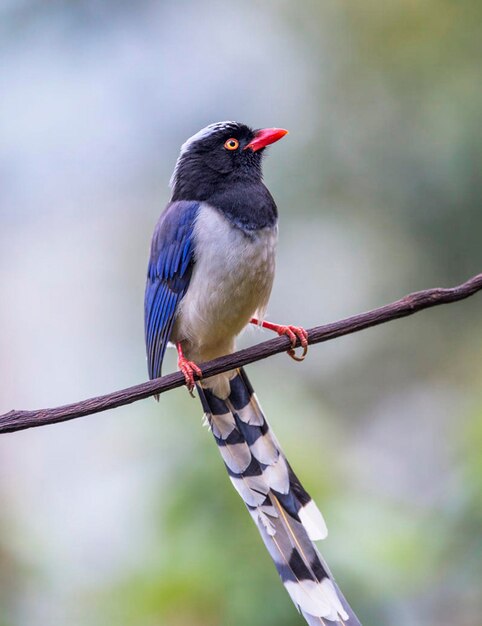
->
170;121;288;203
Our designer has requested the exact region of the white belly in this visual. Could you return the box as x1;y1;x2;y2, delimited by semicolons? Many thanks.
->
172;203;277;363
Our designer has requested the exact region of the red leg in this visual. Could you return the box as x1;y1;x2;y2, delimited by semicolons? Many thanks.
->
250;318;309;361
176;342;202;395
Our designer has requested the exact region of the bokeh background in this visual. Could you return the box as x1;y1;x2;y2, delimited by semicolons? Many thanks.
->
1;1;481;625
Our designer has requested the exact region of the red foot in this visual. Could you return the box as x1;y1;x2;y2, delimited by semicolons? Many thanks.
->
176;343;202;395
250;318;309;361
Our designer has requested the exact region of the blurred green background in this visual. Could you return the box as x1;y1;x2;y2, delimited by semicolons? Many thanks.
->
0;1;481;625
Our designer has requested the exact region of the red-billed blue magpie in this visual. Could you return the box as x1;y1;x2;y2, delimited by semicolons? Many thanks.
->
145;122;361;625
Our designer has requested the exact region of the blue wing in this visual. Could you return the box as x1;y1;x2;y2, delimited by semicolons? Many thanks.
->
144;200;199;380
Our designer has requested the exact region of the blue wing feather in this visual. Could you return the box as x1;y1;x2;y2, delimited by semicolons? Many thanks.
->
144;200;199;380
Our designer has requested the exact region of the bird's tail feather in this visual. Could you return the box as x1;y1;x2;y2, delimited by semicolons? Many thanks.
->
197;368;361;626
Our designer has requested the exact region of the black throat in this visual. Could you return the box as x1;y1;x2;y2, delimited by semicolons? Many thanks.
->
208;180;278;231
173;175;278;231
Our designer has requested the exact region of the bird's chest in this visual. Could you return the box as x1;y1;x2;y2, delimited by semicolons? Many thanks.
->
176;204;277;352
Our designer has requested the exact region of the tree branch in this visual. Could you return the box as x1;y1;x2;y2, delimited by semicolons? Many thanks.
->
1;273;481;435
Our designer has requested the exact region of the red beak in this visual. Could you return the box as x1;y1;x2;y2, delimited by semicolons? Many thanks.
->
244;127;288;152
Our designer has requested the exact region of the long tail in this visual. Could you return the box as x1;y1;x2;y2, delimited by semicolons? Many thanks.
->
197;368;361;626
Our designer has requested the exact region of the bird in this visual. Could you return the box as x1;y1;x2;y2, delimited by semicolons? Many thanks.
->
144;121;361;625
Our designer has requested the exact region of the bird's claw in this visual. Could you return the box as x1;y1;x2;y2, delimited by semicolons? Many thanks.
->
178;357;202;396
276;325;309;361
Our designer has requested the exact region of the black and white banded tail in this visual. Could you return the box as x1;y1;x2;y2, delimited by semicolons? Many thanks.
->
197;368;361;626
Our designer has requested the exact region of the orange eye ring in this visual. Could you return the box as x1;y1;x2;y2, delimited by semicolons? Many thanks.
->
224;138;239;151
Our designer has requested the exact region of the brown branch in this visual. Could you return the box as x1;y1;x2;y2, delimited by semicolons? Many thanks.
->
1;273;481;435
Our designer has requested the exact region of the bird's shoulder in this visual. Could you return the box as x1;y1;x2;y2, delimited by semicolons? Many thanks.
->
148;200;200;281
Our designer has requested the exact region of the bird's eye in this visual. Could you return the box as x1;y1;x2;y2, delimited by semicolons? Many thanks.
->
224;138;239;151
